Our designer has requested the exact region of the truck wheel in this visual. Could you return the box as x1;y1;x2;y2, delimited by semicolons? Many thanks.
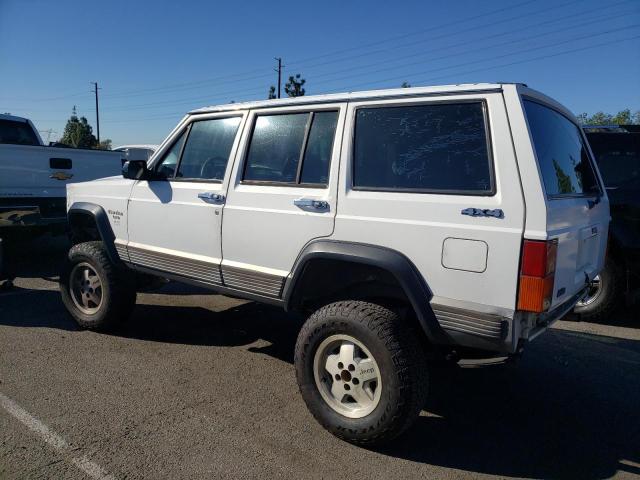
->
294;300;428;445
574;260;621;322
60;241;136;331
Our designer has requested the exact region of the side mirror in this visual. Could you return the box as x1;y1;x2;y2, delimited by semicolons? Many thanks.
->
122;160;149;180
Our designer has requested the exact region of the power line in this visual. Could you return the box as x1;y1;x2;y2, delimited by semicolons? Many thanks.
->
287;0;589;73
299;5;633;84
97;8;634;113
302;17;639;90
287;0;539;66
97;33;639;126
341;34;640;92
75;0;557;102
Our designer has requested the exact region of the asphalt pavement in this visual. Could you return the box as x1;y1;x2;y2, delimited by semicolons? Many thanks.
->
1;235;639;479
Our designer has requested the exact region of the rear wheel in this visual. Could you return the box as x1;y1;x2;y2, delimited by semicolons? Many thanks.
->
574;259;621;322
60;241;136;330
295;300;428;445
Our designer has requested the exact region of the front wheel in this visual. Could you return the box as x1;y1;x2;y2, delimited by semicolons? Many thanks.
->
294;300;428;445
60;241;136;331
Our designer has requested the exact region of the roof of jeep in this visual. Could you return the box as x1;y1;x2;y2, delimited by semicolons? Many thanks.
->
189;83;524;114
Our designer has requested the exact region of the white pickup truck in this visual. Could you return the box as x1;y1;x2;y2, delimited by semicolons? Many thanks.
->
0;114;124;235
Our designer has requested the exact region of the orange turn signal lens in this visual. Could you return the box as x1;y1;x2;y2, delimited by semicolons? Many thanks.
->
517;274;554;313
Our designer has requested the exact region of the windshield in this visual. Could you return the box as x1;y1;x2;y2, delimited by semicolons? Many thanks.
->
524;100;600;197
0;119;40;146
586;132;640;190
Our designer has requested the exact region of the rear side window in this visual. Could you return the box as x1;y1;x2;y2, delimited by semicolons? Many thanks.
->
353;102;493;194
177;117;241;181
524;100;600;197
243;110;338;186
0;119;40;146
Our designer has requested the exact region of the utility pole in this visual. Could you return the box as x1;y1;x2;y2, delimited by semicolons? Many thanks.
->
91;82;101;143
274;57;283;99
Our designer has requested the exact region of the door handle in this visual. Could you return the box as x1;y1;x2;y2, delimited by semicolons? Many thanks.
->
294;198;329;210
198;192;225;204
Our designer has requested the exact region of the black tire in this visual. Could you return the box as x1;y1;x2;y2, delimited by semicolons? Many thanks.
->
294;300;428;446
574;259;621;322
60;241;136;331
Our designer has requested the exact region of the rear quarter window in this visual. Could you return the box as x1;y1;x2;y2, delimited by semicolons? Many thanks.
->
524;100;600;197
0;119;40;146
352;102;493;194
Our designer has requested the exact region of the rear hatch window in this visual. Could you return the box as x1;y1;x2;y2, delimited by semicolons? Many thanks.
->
523;100;601;198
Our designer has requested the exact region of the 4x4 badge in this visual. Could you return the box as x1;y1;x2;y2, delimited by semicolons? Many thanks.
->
461;208;504;219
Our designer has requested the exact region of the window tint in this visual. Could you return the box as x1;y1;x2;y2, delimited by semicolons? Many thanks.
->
524;100;600;196
177;117;241;180
300;111;338;185
155;131;186;178
353;103;492;193
244;113;308;183
0;119;40;146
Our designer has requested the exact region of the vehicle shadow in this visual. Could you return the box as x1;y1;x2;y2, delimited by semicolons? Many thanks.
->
2;237;639;478
377;330;640;479
2;284;638;479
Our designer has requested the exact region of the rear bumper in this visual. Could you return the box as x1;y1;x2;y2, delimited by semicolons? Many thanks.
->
0;197;67;229
518;286;588;342
434;287;588;355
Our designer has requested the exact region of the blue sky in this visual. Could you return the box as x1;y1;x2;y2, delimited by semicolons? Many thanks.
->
1;0;639;146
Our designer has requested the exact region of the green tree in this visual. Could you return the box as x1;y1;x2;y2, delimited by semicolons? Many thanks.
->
59;111;97;148
577;109;639;126
268;85;277;99
284;74;306;97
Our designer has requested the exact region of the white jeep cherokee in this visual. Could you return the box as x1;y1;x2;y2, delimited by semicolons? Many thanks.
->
61;83;609;445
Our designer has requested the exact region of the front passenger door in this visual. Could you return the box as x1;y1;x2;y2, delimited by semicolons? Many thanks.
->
125;113;246;286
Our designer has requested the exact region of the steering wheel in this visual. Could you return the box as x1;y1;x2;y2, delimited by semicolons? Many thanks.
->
200;156;227;179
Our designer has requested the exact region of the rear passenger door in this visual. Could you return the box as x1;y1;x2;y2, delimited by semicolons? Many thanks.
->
221;105;345;298
334;94;526;318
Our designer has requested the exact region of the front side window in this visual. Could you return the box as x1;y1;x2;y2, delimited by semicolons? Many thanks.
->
353;102;493;193
155;130;186;178
524;100;600;197
243;110;338;185
153;117;241;181
177;117;241;180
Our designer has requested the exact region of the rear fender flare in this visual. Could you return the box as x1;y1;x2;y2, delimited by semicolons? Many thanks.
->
283;240;446;342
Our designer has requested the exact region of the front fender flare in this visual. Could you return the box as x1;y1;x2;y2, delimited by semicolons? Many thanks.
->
68;202;119;263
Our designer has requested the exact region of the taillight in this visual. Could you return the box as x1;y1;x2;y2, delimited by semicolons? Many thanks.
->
517;239;557;313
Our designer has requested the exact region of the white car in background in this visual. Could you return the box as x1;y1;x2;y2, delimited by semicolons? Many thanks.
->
113;145;158;162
